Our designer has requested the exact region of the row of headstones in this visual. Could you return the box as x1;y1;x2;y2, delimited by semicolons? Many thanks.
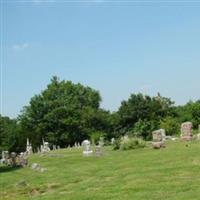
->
26;138;55;154
152;122;200;149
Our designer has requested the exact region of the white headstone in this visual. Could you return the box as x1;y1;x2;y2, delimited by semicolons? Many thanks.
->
111;138;115;145
82;140;93;156
0;151;9;164
26;138;33;155
41;140;50;153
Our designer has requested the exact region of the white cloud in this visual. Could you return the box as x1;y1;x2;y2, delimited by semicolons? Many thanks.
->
12;43;29;51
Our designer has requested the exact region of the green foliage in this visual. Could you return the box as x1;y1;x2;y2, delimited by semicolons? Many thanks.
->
175;100;200;128
1;76;199;153
18;76;106;149
0;115;26;154
160;116;180;136
117;93;174;139
113;136;146;150
90;131;105;145
132;119;159;140
113;138;121;150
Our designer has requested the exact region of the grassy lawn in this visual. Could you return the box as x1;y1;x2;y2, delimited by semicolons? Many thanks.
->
1;141;200;200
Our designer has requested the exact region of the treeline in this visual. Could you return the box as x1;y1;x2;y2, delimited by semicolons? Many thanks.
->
1;76;200;153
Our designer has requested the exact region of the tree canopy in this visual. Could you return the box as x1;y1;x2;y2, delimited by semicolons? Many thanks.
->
0;76;199;153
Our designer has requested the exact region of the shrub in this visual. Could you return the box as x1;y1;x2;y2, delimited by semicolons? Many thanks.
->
132;119;159;140
160;116;180;135
113;138;121;150
113;136;146;150
90;131;105;145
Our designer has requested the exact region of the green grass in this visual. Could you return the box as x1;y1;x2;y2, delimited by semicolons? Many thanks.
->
1;141;200;200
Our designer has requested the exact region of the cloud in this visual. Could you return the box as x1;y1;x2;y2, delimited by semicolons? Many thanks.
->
12;43;29;51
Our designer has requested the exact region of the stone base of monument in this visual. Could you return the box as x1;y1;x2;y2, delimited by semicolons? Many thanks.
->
181;135;193;141
83;150;93;156
152;141;165;149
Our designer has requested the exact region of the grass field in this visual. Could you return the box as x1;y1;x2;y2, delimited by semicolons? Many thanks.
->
1;141;200;200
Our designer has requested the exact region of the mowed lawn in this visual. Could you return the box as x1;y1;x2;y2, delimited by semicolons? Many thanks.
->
1;141;200;200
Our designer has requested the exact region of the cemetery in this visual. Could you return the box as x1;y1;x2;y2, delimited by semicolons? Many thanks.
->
0;78;200;200
1;122;200;200
1;2;200;199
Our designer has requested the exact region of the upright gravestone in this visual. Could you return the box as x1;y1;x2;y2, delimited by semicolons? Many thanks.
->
26;138;33;155
181;122;193;141
41;140;50;153
99;137;104;147
95;145;102;157
197;124;200;141
160;129;166;141
152;129;165;149
111;138;115;145
0;151;9;164
82;140;93;156
16;153;28;167
10;152;17;166
53;145;56;150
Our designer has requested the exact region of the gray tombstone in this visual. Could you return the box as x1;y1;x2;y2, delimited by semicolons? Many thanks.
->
16;153;28;167
99;137;104;147
181;122;193;141
37;147;41;153
53;145;56;150
95;145;103;157
152;129;166;149
10;152;17;166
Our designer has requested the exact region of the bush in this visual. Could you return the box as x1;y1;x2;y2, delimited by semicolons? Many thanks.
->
90;131;105;145
113;138;121;150
160;116;180;135
132;119;159;140
113;136;146;150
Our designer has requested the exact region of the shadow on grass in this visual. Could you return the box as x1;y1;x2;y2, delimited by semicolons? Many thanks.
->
0;165;22;173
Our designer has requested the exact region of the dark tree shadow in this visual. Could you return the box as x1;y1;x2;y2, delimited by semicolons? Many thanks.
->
0;165;22;173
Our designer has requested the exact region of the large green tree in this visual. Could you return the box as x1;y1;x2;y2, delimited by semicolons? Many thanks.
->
117;93;174;139
19;76;106;149
0;115;25;154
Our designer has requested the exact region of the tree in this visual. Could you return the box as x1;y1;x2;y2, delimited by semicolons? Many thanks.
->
18;76;105;149
0;115;25;154
175;100;200;128
117;93;174;139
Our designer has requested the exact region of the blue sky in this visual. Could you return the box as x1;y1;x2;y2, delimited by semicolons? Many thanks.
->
1;0;200;118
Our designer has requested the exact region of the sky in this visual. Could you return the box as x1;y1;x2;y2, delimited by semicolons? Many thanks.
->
1;0;200;118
